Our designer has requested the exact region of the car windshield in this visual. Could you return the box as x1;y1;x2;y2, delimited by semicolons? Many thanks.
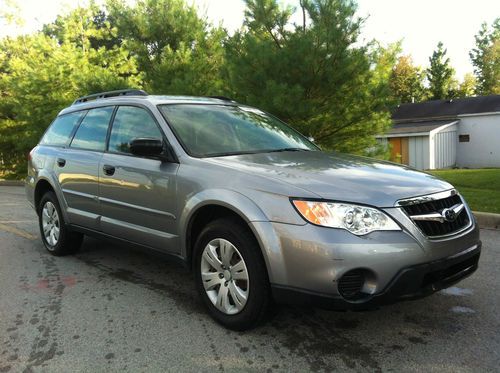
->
159;104;318;157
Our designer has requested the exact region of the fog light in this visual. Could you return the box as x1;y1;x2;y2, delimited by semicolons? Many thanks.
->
338;269;377;301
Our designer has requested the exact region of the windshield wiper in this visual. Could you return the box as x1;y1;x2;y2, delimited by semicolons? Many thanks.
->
266;148;311;153
204;148;312;158
204;150;271;157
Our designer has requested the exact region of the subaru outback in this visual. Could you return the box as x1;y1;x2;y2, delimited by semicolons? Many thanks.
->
26;89;481;330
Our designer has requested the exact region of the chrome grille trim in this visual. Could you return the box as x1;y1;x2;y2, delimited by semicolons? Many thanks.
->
410;202;465;223
395;189;457;207
396;190;473;239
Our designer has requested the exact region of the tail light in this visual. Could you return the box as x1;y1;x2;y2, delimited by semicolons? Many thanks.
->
28;148;35;161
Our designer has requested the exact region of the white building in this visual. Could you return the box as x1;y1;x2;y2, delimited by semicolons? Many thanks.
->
377;95;500;170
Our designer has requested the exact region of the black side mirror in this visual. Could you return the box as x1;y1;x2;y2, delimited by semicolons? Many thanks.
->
130;138;164;158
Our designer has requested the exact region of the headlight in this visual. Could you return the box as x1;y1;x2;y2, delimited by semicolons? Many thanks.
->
292;200;400;235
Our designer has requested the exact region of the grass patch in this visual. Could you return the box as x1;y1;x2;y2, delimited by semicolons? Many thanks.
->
429;169;500;214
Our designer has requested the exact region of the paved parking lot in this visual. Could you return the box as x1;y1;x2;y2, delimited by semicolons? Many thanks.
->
0;185;499;372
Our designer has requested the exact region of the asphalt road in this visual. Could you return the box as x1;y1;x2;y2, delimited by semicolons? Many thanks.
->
0;185;499;372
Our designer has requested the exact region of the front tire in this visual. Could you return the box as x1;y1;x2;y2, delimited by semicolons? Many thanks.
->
194;218;270;330
38;191;83;256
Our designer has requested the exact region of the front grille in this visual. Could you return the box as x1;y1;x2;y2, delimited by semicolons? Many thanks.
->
338;269;365;300
402;194;470;237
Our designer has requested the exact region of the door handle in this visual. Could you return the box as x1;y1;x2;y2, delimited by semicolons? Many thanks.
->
56;158;66;167
103;164;115;176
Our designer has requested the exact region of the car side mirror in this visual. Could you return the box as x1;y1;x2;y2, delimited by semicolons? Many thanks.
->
130;138;164;158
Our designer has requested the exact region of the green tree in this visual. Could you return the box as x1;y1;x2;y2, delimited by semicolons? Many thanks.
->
224;0;397;155
106;0;226;95
43;2;121;51
0;6;141;177
426;42;456;100
389;55;426;103
455;73;477;98
470;18;500;95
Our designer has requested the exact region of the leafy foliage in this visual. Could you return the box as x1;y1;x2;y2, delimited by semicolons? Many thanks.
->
0;0;488;178
0;6;141;177
0;0;23;28
455;73;477;98
389;55;426;103
426;42;456;100
106;0;226;95
224;0;397;154
470;18;500;95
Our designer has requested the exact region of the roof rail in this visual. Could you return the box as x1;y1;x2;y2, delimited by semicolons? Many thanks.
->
207;96;235;102
72;89;148;105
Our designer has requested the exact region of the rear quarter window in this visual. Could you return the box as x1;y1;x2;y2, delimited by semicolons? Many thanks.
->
40;111;86;146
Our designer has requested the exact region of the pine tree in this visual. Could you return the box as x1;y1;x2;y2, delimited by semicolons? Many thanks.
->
224;0;397;155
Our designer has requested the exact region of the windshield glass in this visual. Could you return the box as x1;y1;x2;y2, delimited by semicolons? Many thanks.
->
159;104;318;157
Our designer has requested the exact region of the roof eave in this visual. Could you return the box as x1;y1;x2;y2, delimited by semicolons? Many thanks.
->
457;111;500;118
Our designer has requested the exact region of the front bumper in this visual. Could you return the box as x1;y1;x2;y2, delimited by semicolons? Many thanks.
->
271;241;481;310
250;205;481;306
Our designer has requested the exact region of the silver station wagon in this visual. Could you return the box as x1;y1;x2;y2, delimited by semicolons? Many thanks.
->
26;89;481;330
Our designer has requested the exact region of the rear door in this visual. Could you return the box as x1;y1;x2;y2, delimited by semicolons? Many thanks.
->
98;105;179;252
57;106;114;230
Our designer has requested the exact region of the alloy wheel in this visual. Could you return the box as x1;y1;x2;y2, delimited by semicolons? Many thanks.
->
200;238;249;315
41;201;60;247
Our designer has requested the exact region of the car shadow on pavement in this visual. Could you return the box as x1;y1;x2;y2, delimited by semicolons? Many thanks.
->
67;235;484;372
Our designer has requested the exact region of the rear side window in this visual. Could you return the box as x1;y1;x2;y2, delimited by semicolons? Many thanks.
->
40;111;85;146
70;107;114;151
108;106;163;154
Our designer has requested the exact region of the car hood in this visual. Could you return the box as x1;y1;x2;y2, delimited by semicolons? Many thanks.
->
207;151;453;207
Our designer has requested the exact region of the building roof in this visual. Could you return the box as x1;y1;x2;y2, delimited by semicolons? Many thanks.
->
377;120;458;137
390;120;454;135
392;95;500;122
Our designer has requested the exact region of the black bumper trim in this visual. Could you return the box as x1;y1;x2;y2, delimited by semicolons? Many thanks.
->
272;241;481;310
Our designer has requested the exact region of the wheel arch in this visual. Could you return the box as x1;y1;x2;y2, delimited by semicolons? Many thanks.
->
180;189;270;272
34;179;55;213
33;175;69;222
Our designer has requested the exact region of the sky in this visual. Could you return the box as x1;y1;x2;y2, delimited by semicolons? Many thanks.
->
1;0;499;78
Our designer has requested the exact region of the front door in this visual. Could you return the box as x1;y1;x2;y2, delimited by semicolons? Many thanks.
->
389;137;409;165
98;105;179;253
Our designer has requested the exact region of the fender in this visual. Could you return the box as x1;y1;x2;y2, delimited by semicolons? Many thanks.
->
179;188;269;259
34;170;71;223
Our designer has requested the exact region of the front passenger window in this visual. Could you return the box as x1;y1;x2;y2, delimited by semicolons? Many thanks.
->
108;106;163;154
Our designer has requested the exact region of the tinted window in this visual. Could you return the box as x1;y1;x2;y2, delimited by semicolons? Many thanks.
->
159;104;317;157
70;107;114;151
40;111;85;146
109;106;163;154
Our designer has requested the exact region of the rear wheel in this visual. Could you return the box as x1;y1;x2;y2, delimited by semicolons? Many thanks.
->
38;191;83;256
194;218;270;330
